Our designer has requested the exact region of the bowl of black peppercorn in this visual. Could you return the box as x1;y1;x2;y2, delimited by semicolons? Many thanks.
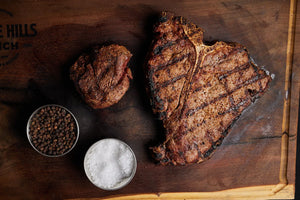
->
26;104;79;157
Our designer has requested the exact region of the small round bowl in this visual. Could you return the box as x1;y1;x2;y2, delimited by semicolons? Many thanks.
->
26;104;79;157
84;138;137;190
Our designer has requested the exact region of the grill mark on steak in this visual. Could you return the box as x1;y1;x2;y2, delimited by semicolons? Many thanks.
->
258;79;263;92
192;63;250;93
228;95;235;107
156;73;187;90
153;41;177;55
185;73;266;117
151;53;191;73
146;12;272;165
174;96;247;141
218;98;251;115
96;64;111;84
201;46;245;69
210;47;245;66
193;113;242;159
185;93;227;117
153;38;188;56
218;63;250;80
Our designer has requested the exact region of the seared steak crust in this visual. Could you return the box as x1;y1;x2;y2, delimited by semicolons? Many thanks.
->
146;12;272;165
70;44;132;109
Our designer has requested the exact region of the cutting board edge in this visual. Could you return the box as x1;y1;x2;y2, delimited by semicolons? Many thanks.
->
65;184;295;200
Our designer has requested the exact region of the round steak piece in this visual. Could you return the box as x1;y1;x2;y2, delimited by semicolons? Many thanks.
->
70;44;133;109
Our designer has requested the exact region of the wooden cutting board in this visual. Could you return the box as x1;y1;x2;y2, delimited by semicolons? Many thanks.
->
0;0;298;199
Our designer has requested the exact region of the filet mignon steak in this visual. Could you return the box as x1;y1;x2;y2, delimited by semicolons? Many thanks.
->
70;44;132;109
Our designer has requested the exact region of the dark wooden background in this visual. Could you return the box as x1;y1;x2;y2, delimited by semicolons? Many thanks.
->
0;0;299;199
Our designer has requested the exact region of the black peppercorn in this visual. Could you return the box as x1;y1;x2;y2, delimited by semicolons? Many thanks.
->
28;105;78;156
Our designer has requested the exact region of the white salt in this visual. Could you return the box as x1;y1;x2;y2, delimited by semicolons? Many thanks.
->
85;139;135;189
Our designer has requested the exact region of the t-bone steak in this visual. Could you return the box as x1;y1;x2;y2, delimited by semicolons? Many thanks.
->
146;12;272;165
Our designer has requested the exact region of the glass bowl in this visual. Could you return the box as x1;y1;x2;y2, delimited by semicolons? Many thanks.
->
84;138;137;190
26;104;79;157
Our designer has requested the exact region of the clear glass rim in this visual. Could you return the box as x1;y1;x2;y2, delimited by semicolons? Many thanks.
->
83;138;137;191
26;104;80;157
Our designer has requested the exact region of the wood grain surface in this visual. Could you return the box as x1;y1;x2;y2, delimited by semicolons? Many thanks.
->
67;184;295;200
0;0;298;199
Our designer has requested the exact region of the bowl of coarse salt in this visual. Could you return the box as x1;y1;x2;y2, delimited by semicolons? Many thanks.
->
84;138;137;190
